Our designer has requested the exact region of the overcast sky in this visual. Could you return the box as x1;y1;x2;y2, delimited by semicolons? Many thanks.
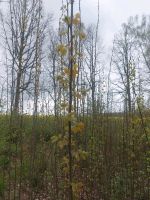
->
0;0;150;73
0;0;150;107
0;0;150;47
43;0;150;47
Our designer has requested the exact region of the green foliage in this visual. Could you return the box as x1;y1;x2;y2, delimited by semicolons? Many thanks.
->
0;113;149;199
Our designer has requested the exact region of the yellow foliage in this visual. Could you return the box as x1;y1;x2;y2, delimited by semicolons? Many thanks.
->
73;13;80;25
62;156;69;165
59;31;66;36
72;122;85;134
57;44;67;56
62;156;69;174
73;63;78;69
72;64;78;77
75;92;82;99
59;78;68;88
74;90;83;99
64;67;70;76
51;134;68;150
73;18;80;25
78;149;88;160
131;116;141;125
63;16;71;25
76;122;85;130
75;13;80;19
51;134;61;144
73;151;80;161
63;166;69;174
58;137;68;149
72;182;83;198
79;32;86;40
73;149;88;161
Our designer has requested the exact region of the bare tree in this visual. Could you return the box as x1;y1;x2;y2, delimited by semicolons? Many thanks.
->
1;0;45;114
113;24;137;113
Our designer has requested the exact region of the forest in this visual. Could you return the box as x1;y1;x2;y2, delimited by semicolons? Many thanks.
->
0;0;149;199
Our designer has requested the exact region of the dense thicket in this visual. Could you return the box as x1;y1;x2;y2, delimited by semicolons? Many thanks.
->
0;1;149;200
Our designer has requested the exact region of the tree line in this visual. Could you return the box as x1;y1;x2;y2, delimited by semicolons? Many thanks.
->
0;0;149;199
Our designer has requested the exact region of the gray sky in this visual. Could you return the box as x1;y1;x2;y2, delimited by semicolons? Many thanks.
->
43;0;150;47
0;0;150;110
0;0;150;70
1;0;150;47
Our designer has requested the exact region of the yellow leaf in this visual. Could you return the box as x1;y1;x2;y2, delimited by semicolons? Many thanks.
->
58;137;68;149
64;67;70;75
73;151;80;161
72;182;83;197
57;44;67;56
62;156;69;165
63;16;71;25
72;64;78;77
78;122;84;129
73;13;81;26
73;18;80;25
75;13;80;18
72;122;85;134
63;166;69;173
79;32;86;40
78;149;88;160
51;134;61;143
74;92;82;99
